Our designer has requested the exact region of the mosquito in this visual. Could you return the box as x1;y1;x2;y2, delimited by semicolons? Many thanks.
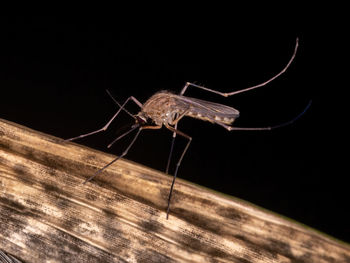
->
66;37;311;219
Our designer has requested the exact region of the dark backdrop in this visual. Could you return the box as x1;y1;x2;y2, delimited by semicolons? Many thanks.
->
1;17;344;242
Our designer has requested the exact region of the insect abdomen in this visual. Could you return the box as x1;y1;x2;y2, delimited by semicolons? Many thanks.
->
186;110;236;124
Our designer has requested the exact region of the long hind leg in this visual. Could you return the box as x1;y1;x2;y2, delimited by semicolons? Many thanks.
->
181;38;299;97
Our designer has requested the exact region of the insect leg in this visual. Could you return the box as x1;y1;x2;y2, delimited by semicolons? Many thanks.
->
164;124;192;219
83;126;146;184
166;109;189;174
108;123;163;150
219;100;311;131
218;122;272;131
84;124;162;184
181;38;299;97
165;124;177;174
65;96;142;142
107;123;140;148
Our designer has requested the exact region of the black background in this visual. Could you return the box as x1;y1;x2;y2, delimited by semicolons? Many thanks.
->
0;17;345;242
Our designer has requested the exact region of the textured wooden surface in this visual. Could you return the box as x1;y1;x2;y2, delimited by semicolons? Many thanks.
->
0;118;349;263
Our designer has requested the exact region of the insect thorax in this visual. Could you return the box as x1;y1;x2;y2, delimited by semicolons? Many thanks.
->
141;91;182;126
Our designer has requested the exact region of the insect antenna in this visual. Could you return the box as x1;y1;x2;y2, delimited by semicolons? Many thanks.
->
83;124;141;184
106;89;136;119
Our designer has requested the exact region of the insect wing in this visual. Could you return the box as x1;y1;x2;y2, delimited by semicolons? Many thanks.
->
174;95;239;124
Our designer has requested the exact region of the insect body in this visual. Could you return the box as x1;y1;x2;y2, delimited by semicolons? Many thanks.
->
66;38;310;219
138;91;239;127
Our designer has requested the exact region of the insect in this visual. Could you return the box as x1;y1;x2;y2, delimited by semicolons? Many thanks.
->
66;38;311;219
